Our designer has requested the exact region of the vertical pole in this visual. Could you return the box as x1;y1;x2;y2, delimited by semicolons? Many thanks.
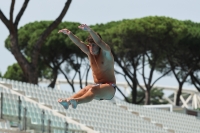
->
174;91;177;106
48;119;51;133
57;80;61;90
18;96;22;121
23;107;27;131
193;94;197;109
41;110;45;133
65;121;68;133
0;92;3;119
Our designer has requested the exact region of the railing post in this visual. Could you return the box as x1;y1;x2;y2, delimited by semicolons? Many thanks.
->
65;121;69;133
18;96;22;121
48;119;51;133
41;110;45;133
0;92;3;119
23;107;27;131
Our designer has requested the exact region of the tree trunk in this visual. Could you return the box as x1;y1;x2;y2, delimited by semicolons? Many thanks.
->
85;65;90;86
116;86;130;102
48;69;58;88
190;73;200;92
59;67;75;92
0;0;72;85
27;67;38;84
176;84;183;106
10;33;38;84
145;89;151;105
131;78;137;104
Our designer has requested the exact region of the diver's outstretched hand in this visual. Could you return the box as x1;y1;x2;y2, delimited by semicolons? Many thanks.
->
78;24;91;31
58;29;71;35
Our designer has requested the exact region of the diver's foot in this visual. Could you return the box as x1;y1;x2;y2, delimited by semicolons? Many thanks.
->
58;99;70;109
69;99;78;109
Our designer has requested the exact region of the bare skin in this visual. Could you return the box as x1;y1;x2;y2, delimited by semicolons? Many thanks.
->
57;24;116;109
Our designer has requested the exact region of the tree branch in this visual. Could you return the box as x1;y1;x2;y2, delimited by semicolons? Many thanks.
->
85;64;90;86
115;86;129;102
136;94;145;104
31;0;72;66
0;9;10;29
76;57;83;89
59;66;75;92
142;54;148;86
151;70;171;87
190;73;200;92
14;0;30;26
114;69;125;76
115;69;133;89
10;0;15;24
112;49;133;80
136;79;145;91
124;75;134;89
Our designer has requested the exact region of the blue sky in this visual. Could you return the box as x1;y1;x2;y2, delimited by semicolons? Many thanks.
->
1;0;200;94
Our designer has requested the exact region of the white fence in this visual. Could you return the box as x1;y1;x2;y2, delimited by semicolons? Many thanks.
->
39;79;200;109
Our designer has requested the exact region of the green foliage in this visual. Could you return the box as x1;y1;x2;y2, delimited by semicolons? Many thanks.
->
181;20;200;62
195;108;200;111
3;16;200;93
5;21;89;82
0;72;2;77
95;16;200;103
5;21;86;58
128;88;169;105
168;92;190;100
148;88;168;105
3;63;26;82
39;64;54;80
104;16;188;54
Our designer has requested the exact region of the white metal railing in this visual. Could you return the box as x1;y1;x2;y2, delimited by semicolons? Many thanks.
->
39;79;200;109
143;104;173;112
1;77;200;109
